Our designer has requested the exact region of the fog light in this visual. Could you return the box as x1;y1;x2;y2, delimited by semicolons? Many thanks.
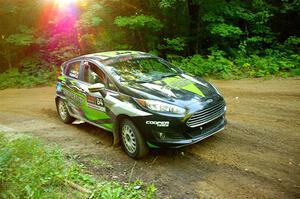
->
158;132;165;139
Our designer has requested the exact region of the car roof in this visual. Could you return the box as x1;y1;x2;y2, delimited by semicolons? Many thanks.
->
68;51;152;62
62;51;156;70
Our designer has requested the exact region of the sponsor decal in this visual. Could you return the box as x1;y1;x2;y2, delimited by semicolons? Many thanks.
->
63;89;84;106
87;95;96;103
87;95;106;112
96;98;104;106
56;82;62;92
146;121;170;127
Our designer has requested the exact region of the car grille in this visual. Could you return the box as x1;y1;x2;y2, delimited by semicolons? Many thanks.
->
186;100;226;128
188;116;224;138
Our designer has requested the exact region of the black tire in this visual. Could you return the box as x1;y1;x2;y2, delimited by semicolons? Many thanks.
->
120;119;149;159
56;98;75;124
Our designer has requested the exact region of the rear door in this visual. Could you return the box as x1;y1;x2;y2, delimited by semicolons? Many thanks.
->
62;60;86;117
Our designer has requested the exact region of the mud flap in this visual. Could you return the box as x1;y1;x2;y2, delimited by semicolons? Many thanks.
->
112;120;120;146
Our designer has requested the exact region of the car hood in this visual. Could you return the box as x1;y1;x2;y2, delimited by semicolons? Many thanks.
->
122;74;219;108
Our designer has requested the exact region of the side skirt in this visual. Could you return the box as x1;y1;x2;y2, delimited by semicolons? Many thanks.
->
69;112;113;132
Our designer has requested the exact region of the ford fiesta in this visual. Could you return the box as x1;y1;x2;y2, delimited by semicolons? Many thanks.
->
56;51;226;158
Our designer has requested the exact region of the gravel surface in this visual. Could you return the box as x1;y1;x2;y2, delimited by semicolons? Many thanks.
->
0;78;299;198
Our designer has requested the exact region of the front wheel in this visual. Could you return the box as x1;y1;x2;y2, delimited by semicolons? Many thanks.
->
56;98;75;124
121;119;149;159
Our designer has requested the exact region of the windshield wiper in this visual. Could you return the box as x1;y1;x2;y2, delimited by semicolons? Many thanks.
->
121;80;150;83
160;73;179;79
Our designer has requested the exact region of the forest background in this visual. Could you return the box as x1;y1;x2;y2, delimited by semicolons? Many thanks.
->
0;0;299;88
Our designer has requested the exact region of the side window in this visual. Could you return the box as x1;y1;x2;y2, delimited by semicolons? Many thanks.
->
83;61;106;85
66;62;80;79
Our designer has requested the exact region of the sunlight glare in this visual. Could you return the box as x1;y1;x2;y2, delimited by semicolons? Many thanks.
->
54;0;77;9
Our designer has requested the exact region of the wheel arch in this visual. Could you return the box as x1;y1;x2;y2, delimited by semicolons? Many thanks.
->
112;114;133;146
55;96;60;105
55;95;66;105
55;96;63;110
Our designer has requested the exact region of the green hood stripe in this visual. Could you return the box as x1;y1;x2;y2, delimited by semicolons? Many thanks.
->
58;76;65;81
181;83;205;97
162;76;205;97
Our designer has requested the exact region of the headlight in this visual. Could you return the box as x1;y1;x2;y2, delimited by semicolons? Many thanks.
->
136;99;186;115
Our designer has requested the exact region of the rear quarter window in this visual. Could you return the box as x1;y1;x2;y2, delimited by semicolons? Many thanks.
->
66;62;81;79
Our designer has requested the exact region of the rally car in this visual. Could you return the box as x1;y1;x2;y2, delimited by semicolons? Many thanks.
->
55;51;226;158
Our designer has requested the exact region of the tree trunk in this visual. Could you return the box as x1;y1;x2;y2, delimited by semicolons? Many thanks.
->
2;48;12;69
187;0;200;55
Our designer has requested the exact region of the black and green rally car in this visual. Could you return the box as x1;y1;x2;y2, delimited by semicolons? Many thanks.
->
56;51;226;158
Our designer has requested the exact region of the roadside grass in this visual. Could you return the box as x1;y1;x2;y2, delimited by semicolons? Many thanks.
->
89;158;114;170
0;133;156;198
0;68;56;90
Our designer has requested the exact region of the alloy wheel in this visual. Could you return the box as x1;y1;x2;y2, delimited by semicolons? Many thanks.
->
122;124;137;154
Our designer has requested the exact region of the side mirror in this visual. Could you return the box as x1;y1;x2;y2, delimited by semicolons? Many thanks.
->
88;83;107;97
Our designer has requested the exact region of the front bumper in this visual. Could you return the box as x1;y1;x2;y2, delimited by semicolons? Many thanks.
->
151;117;226;148
132;113;226;148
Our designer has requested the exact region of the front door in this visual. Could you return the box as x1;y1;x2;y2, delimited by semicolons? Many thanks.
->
80;61;113;131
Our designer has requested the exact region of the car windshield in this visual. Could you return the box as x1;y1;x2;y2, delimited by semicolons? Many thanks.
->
105;57;181;83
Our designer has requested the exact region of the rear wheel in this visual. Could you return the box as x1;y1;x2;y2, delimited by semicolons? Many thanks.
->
121;119;149;159
57;98;75;124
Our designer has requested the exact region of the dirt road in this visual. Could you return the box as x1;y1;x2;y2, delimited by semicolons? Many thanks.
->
0;78;299;198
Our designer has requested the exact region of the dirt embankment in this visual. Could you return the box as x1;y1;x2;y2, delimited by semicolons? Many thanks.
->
0;78;299;198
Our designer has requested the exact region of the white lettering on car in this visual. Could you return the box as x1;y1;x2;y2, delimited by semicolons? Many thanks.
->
146;121;170;127
96;98;104;106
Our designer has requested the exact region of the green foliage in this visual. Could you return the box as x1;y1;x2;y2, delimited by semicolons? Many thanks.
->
281;0;300;13
159;0;177;9
170;49;300;79
6;33;34;46
210;23;243;38
0;135;67;198
114;15;163;32
171;51;235;79
0;55;56;89
245;36;273;44
48;44;80;65
202;13;225;23
0;68;55;89
114;14;163;50
284;36;300;53
159;37;186;52
0;0;299;81
90;180;156;199
0;133;157;198
3;24;36;47
77;2;103;29
284;36;300;46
